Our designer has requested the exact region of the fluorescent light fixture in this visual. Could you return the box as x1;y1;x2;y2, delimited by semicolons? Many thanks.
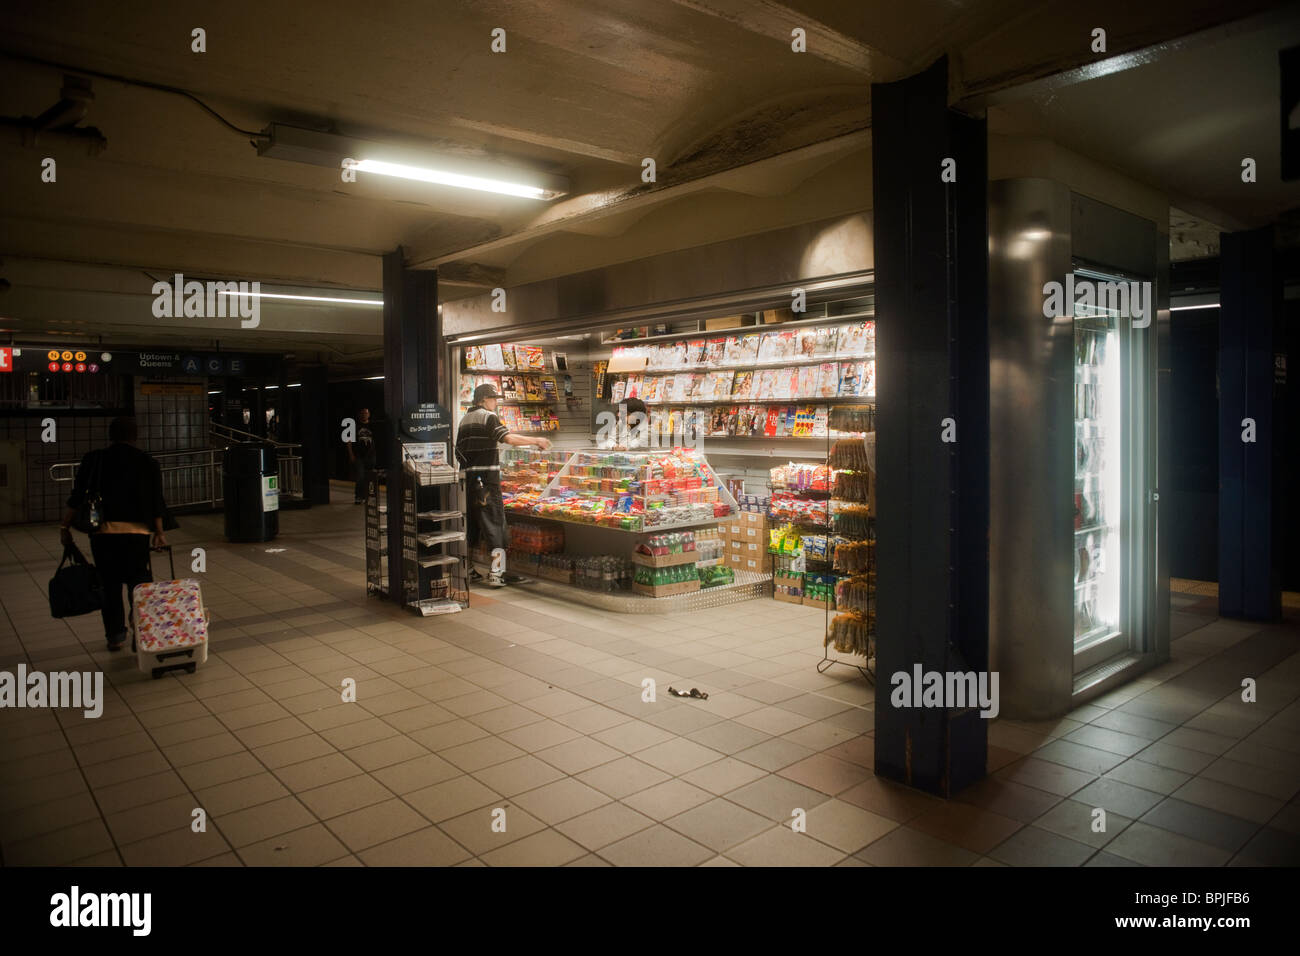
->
264;385;279;390
216;290;382;307
257;124;568;201
347;159;545;199
207;390;221;395
1170;303;1219;311
288;383;301;388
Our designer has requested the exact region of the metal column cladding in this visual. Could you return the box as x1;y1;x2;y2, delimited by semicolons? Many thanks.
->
872;56;990;798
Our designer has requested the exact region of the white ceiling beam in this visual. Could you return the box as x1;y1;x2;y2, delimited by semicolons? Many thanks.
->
663;0;904;76
405;130;869;270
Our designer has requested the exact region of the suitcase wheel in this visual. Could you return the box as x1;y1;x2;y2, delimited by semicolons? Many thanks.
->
185;664;196;675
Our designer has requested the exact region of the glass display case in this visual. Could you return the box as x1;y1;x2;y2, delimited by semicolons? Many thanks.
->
500;448;568;515
504;447;739;532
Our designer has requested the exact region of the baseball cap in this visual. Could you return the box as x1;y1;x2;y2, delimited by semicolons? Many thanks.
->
472;383;499;403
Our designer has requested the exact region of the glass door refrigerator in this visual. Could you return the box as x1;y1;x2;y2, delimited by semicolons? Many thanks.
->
989;180;1168;720
1072;268;1129;674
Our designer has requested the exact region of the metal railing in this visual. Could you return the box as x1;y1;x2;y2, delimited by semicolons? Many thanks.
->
47;429;304;511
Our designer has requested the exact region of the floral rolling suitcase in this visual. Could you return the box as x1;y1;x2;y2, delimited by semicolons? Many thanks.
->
133;546;209;679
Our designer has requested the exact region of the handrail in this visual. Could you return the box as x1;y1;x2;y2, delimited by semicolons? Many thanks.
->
48;442;304;508
209;421;299;450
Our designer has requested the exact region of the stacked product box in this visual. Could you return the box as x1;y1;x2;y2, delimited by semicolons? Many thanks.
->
722;510;771;574
803;572;837;610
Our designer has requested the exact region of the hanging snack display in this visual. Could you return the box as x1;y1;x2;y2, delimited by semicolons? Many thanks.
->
829;404;875;433
832;538;874;573
834;573;875;612
831;470;870;502
833;504;873;538
826;609;873;657
828;436;870;471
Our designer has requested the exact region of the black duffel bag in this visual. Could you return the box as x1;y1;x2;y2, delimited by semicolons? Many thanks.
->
49;541;104;618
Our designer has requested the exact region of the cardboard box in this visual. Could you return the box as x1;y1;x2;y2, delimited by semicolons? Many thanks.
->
704;315;745;330
723;519;743;538
740;511;767;529
632;549;698;568
632;578;701;598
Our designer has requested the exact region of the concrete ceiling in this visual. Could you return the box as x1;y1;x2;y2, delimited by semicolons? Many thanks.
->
985;6;1300;250
0;0;1289;362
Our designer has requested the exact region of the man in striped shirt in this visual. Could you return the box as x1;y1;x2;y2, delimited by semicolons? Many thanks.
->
456;383;552;587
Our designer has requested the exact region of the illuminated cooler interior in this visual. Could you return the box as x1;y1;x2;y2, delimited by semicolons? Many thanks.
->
1073;283;1122;647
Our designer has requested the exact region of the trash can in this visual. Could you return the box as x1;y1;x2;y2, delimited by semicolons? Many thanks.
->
223;442;279;542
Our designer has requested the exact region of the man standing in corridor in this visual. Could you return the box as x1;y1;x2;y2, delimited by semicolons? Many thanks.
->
455;383;551;587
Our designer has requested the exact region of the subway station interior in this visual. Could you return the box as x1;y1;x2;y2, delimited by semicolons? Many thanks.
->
1;0;1299;880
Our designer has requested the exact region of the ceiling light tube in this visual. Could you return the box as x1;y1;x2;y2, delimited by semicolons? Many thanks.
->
347;159;546;199
257;124;568;200
215;290;382;306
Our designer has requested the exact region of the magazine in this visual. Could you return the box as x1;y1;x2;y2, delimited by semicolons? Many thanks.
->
837;321;870;356
792;406;816;437
524;346;546;370
524;376;544;402
611;379;627;404
458;376;475;403
625;374;642;399
643;376;662;403
709;407;732;436
501;344;518;370
757;331;786;363
686;339;707;366
818;362;839;399
754;368;778;400
703;338;728;367
796;365;820;398
814;327;838;357
764;406;780;437
862;359;876;397
464;346;484;370
667;341;688;368
540;376;558;401
705;370;734;400
687;373;709;401
731;370;754;400
838;362;864;396
499;375;521;401
483;344;505;369
777;368;799;400
812;406;830;437
796;329;818;360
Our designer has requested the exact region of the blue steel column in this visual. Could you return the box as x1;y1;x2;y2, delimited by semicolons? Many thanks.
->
382;248;439;602
872;57;990;797
1218;227;1281;620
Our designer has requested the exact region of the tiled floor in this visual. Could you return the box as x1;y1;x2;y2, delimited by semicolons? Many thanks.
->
1;490;1298;866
